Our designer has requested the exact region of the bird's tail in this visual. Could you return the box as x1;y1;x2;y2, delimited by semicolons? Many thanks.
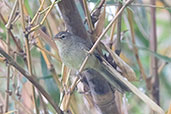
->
96;63;130;93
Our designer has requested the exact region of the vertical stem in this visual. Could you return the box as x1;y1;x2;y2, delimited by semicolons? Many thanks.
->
115;1;122;55
82;0;94;32
4;29;10;113
19;0;39;113
18;0;25;31
150;0;159;105
25;34;40;114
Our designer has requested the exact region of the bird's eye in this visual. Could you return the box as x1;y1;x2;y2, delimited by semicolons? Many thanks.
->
61;34;65;39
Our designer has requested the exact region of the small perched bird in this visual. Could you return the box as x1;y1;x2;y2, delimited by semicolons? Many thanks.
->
54;31;130;93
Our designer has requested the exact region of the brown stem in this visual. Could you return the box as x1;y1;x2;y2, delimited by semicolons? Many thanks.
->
19;0;39;113
4;29;10;113
115;1;123;55
82;0;94;32
150;0;159;105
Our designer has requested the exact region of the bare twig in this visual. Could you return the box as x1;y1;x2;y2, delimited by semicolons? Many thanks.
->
34;44;57;59
158;62;168;74
5;0;18;29
82;0;94;32
4;29;10;113
19;0;25;31
31;0;45;25
30;0;60;33
0;47;63;114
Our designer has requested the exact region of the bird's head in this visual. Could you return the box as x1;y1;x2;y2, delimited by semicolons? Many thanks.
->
53;31;73;46
54;31;71;40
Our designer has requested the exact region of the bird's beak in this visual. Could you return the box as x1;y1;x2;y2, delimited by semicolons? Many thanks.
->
53;36;58;40
53;34;60;40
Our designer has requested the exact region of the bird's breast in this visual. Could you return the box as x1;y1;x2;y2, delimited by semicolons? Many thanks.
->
59;44;87;70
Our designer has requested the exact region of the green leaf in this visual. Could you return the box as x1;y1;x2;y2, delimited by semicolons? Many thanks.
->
123;41;171;62
24;0;33;17
138;46;171;62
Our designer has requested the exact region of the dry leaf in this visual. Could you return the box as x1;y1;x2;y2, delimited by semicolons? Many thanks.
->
101;42;137;81
94;5;106;38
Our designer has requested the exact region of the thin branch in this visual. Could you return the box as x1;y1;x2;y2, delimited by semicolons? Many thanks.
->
18;0;25;31
82;0;94;32
30;0;60;33
34;44;57;59
5;0;18;29
0;47;63;114
158;62;168;74
31;0;45;25
4;29;10;113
